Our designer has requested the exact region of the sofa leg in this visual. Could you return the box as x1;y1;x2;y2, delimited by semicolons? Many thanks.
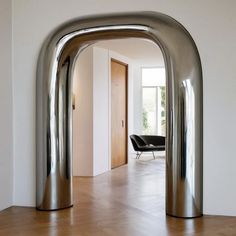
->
136;152;142;159
139;152;142;159
152;152;156;159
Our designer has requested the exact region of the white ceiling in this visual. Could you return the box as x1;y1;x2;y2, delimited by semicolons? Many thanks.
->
95;38;164;67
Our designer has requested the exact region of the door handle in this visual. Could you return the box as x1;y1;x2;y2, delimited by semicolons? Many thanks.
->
122;120;124;127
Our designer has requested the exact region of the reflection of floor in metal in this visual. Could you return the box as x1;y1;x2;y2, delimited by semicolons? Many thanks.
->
1;158;236;235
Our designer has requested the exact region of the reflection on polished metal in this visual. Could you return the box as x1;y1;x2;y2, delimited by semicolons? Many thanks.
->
36;12;203;217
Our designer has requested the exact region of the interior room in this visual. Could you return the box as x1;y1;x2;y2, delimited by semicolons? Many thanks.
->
1;0;236;235
72;38;166;176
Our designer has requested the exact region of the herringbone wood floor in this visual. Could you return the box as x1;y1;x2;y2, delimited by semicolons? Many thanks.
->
0;156;236;236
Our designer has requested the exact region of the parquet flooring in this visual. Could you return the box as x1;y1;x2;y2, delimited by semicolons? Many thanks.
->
0;156;236;235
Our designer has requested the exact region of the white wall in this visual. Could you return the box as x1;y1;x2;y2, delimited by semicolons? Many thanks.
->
93;47;110;176
11;0;236;216
132;64;142;136
73;48;93;176
0;0;13;211
72;46;111;177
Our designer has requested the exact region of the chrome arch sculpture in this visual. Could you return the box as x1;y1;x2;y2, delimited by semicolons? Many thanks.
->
36;12;203;218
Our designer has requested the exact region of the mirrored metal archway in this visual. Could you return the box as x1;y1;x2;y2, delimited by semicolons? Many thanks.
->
36;12;203;218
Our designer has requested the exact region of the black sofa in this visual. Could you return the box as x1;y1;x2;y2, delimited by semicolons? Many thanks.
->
130;134;165;159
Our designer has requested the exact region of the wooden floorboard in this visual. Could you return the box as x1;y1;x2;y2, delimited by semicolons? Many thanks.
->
1;156;236;236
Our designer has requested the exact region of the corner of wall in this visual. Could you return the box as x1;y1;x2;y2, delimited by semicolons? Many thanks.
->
0;0;14;211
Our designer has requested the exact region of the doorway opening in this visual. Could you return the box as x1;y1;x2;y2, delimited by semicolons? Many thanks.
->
71;38;167;218
72;38;166;176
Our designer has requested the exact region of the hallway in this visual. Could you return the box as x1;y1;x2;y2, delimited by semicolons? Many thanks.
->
0;157;236;235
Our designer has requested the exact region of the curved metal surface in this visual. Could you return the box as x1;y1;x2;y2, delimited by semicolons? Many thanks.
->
36;12;203;217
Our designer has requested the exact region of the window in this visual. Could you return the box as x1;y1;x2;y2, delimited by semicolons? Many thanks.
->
142;68;166;136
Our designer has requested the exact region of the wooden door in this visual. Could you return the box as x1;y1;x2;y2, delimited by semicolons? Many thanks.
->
111;59;128;169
